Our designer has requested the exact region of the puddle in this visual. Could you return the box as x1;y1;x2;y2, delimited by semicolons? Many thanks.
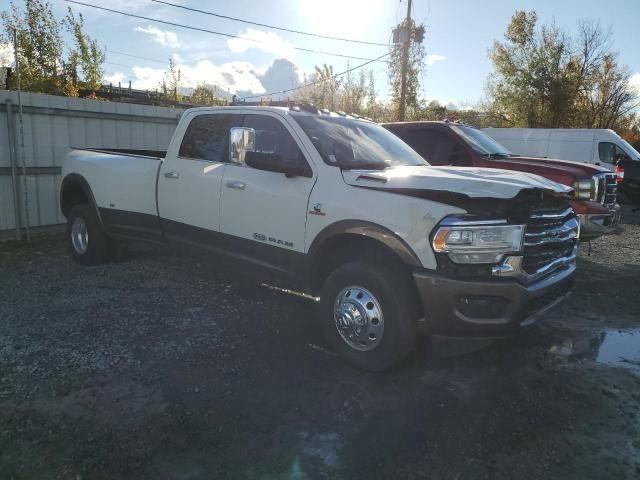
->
595;329;640;375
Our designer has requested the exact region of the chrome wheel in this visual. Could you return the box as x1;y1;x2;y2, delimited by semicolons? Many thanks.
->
71;217;89;255
334;286;384;351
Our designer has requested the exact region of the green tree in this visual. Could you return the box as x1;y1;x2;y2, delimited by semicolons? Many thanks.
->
294;64;342;111
190;83;226;106
160;58;183;101
63;7;105;91
486;11;637;129
1;0;64;94
388;19;427;121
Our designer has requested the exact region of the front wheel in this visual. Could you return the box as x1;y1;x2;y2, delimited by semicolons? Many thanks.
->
319;261;418;371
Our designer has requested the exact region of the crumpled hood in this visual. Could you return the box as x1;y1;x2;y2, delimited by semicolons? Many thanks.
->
342;165;572;199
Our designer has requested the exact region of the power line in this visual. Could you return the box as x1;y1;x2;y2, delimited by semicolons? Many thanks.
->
148;0;390;47
64;0;390;63
239;52;390;100
108;50;167;65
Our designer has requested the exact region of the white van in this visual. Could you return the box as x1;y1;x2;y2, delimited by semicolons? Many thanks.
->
482;128;640;171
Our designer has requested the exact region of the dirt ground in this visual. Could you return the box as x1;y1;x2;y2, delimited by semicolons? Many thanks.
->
1;207;639;480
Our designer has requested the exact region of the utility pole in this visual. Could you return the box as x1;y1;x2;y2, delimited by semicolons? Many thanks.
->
398;0;412;121
13;28;30;241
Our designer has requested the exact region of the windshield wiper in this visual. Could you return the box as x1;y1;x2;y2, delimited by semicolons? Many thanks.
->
481;153;509;159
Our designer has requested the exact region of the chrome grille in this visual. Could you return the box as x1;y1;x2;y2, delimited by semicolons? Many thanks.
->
595;173;617;208
522;208;578;275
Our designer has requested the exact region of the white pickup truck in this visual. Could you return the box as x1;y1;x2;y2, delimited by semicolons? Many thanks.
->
61;105;578;371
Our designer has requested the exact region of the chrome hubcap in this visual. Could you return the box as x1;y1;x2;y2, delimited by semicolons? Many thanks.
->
334;286;384;351
71;217;89;255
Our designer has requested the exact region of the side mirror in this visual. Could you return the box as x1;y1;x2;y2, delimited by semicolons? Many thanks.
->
229;127;256;164
245;151;312;178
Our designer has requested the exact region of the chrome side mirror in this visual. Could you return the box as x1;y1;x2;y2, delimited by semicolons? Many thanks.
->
229;127;256;164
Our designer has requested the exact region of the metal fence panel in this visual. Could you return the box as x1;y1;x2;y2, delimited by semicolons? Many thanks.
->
0;90;183;234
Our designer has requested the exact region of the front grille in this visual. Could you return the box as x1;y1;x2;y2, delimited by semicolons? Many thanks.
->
522;208;578;275
595;173;617;208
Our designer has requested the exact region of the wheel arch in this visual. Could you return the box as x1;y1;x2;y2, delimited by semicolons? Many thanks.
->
60;173;102;224
307;220;421;293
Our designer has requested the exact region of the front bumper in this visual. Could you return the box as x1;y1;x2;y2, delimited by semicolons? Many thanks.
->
575;203;621;241
413;262;575;338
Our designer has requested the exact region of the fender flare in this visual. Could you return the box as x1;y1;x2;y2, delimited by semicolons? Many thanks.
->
60;173;103;224
307;220;422;268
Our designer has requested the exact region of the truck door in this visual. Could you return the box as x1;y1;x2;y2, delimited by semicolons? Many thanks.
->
157;113;238;241
218;112;315;273
592;132;625;171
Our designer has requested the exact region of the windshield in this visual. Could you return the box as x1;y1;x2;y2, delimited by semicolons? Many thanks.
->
451;125;513;157
618;137;640;161
292;114;428;169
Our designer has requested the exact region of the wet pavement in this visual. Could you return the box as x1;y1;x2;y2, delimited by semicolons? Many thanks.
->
0;206;639;479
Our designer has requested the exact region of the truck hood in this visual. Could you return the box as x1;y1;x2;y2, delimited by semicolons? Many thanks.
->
342;165;572;199
485;155;608;185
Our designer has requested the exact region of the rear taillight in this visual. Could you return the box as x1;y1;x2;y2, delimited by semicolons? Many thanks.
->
614;165;624;183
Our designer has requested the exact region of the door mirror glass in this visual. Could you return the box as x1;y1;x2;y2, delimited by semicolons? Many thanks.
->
230;127;256;164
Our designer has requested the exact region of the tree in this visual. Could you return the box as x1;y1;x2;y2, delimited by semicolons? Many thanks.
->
365;69;377;120
1;0;65;94
486;10;637;129
160;58;183;101
388;18;427;121
293;64;342;111
341;63;367;114
190;83;226;106
64;7;105;91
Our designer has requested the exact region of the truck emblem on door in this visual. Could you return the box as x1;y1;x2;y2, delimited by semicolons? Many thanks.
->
253;233;293;248
309;203;326;216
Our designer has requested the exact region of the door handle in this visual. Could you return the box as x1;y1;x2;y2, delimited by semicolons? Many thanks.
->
226;180;246;190
164;171;180;179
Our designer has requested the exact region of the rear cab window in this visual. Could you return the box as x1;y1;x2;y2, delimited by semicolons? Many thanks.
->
179;114;234;162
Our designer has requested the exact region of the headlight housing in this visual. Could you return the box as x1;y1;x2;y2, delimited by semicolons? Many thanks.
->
432;218;525;264
572;178;596;200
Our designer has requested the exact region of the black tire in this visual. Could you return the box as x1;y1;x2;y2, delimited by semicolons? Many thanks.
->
319;261;418;371
107;237;129;262
67;204;107;265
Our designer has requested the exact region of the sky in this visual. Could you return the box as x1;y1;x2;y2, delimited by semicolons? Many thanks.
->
1;0;640;107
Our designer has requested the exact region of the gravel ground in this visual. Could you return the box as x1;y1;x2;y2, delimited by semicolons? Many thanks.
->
1;206;639;480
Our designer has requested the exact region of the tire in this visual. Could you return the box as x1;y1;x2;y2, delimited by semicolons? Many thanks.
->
107;237;129;262
67;204;107;265
319;261;418;371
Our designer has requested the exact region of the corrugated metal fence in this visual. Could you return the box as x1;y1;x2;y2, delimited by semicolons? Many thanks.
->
0;90;184;237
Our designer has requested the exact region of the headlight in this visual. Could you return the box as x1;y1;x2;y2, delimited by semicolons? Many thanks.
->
432;219;525;264
572;178;596;200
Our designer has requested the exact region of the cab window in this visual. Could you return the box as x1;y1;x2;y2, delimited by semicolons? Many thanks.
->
598;141;629;164
242;114;310;171
397;128;471;166
179;114;232;162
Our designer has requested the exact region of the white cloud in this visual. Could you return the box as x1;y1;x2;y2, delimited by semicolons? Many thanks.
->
630;72;640;95
105;72;127;85
135;25;181;48
108;57;303;99
227;28;295;59
425;54;446;67
129;60;264;95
